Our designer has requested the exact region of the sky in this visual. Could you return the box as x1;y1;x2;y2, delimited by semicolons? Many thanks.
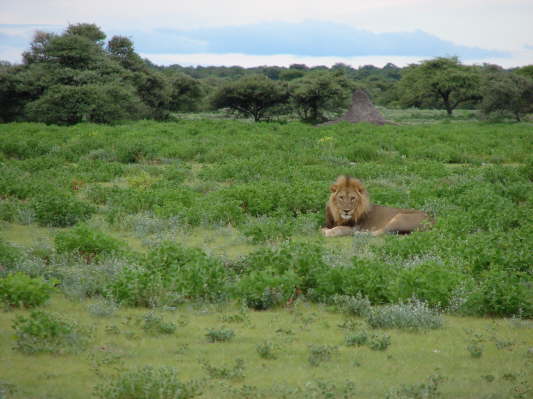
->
1;0;532;68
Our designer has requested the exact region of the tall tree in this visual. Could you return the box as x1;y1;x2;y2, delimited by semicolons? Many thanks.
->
211;75;288;121
480;71;533;121
289;70;350;123
398;57;481;115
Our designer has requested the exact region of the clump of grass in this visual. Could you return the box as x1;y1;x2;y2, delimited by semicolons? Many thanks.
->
344;330;369;347
205;327;235;343
94;366;202;399
141;311;177;335
366;300;443;330
308;344;338;367
201;358;245;380
368;333;392;351
345;330;391;351
467;343;483;358
256;340;278;359
386;374;445;399
12;310;92;354
331;293;371;317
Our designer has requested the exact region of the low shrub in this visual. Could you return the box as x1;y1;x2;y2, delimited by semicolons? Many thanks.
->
391;262;464;308
256;340;278;359
366;299;443;330
461;268;532;317
236;269;299;310
386;374;445;399
141;312;177;335
368;333;392;351
241;216;295;243
344;331;369;347
106;265;166;307
205;327;235;343
54;224;126;262
308;344;338;367
0;272;54;308
94;366;202;399
331;293;371;317
12;310;92;354
0;240;22;272
31;191;95;227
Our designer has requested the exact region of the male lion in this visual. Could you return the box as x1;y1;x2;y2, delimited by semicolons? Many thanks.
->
322;175;433;237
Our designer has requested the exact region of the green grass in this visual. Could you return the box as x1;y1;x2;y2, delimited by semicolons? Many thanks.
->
0;295;532;398
0;114;532;397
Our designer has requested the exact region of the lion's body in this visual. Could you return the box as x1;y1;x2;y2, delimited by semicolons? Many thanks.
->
323;176;433;237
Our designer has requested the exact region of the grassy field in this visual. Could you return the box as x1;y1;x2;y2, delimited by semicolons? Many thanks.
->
0;116;532;398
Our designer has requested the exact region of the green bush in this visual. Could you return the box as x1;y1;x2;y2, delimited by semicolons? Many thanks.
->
146;243;232;302
94;366;201;399
12;310;92;354
236;269;299;310
391;263;463;308
106;265;166;307
55;223;126;261
25;83;148;125
0;273;54;308
462;268;532;317
141;312;177;335
0;240;22;271
31;191;95;227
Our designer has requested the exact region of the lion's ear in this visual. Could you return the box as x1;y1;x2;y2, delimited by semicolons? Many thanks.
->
330;184;338;193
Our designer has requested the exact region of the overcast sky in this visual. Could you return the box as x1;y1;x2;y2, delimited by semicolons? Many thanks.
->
1;0;532;68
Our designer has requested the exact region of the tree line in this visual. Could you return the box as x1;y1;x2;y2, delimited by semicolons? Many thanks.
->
1;23;532;125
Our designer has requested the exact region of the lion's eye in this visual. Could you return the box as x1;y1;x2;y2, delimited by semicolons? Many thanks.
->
351;197;356;201
339;195;344;200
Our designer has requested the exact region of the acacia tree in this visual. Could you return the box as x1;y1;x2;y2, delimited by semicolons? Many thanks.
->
480;71;533;121
398;57;481;115
211;75;288;121
289;70;350;123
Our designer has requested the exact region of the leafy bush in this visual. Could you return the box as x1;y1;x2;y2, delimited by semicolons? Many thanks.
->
366;300;443;330
461;268;532;317
236;269;299;310
0;273;54;308
201;358;245;380
31;191;95;227
12;310;92;354
0;240;22;272
391;262;463;308
106;265;166;307
344;330;369;347
55;223;126;261
146;243;232;302
94;366;202;399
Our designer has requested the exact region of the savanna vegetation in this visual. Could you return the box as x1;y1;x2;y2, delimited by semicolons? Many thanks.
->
0;117;532;398
0;21;532;399
1;23;532;125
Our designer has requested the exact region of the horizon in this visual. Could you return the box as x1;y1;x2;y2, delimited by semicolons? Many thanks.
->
1;0;532;69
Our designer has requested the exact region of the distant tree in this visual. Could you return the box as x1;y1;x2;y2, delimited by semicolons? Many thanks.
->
398;57;481;115
25;83;147;125
289;70;350;123
480;71;533;121
167;73;203;112
515;65;533;80
211;75;289;121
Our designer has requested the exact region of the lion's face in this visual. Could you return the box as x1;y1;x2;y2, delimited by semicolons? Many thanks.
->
328;176;369;224
333;189;359;220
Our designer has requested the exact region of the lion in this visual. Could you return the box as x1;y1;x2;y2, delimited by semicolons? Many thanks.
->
322;175;433;237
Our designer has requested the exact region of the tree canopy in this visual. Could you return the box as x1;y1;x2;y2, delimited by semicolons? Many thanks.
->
398;57;481;115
